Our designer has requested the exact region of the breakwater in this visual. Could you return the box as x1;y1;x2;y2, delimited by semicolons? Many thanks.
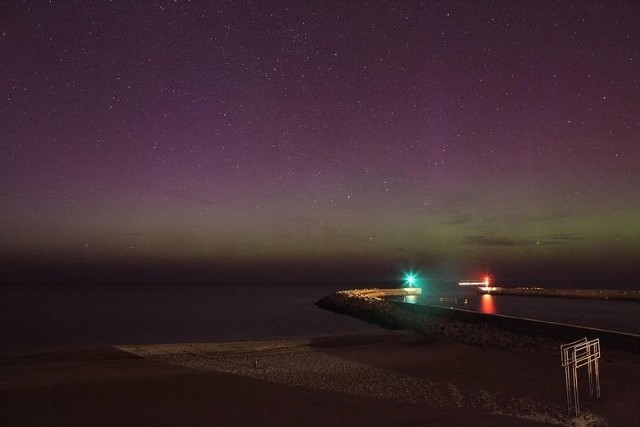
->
478;287;640;301
317;288;640;354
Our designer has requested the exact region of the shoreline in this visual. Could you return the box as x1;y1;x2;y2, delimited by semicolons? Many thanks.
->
3;287;639;426
5;331;638;426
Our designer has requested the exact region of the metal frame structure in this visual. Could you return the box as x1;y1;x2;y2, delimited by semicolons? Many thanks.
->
560;337;601;417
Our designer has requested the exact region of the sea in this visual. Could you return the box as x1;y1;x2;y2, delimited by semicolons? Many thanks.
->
0;282;379;354
1;282;638;355
408;291;640;336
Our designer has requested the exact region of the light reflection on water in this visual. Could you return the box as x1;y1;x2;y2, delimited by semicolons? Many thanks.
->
417;290;640;335
403;295;418;303
479;294;496;315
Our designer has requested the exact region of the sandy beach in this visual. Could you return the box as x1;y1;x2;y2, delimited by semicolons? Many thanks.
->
2;331;639;426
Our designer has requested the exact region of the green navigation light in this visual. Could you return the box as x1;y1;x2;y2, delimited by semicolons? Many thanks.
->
404;272;418;288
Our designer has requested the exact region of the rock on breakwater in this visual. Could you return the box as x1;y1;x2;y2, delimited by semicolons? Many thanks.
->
317;288;640;353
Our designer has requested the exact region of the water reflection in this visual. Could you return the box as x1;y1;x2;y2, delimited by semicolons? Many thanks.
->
403;295;418;303
480;294;496;314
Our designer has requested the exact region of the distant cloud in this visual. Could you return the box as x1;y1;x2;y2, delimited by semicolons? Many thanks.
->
480;211;574;226
542;233;585;242
465;233;586;247
465;235;534;247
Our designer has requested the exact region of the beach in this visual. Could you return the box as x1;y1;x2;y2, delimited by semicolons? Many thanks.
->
2;331;639;426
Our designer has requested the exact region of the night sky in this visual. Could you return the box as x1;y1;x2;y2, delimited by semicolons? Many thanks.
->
2;1;639;284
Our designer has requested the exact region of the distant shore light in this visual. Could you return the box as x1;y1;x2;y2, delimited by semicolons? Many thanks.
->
458;281;487;286
459;275;492;287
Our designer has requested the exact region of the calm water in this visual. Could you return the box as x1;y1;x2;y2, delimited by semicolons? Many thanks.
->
2;283;638;355
0;283;379;354
410;289;640;335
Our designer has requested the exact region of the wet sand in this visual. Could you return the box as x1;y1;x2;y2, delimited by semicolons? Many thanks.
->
2;331;639;426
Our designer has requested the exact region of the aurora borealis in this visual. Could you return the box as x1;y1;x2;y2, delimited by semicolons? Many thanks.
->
1;1;639;284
